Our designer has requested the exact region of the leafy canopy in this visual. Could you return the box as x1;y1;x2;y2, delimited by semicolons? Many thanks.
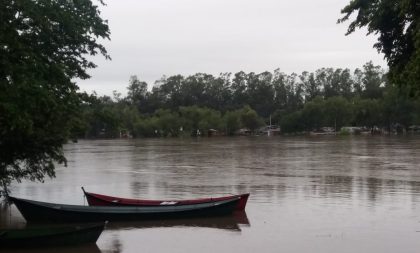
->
0;0;110;195
338;0;420;96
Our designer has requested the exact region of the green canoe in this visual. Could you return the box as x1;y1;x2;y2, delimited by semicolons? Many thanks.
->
9;196;240;223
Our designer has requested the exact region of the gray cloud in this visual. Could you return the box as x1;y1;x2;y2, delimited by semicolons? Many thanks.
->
77;0;386;95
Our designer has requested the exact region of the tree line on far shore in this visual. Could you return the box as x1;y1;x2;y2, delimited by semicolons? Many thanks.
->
74;61;420;138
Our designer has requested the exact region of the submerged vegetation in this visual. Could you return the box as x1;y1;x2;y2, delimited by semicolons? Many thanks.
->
76;61;420;138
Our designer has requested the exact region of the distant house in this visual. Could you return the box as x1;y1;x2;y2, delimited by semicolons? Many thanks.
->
236;128;252;136
408;125;420;134
119;129;132;138
258;125;281;136
310;127;336;135
341;127;362;134
340;126;389;135
207;129;219;137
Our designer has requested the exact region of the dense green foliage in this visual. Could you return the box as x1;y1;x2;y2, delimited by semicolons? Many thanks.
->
338;0;420;96
77;62;420;139
0;0;110;195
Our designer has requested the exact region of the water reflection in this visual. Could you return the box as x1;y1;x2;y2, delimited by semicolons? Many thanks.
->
106;212;249;232
0;242;101;253
0;202;26;228
100;235;123;253
304;174;420;207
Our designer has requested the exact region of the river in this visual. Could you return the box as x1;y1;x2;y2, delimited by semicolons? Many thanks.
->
1;136;420;253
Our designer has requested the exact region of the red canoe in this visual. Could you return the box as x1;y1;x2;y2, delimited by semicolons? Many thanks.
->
82;187;249;211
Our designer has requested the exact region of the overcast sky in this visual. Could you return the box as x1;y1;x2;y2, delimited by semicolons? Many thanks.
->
77;0;386;96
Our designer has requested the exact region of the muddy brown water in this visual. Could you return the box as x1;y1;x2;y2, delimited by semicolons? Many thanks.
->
1;136;420;253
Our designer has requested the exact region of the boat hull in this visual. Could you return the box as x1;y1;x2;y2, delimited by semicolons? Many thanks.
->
0;223;105;248
9;196;240;223
83;189;249;211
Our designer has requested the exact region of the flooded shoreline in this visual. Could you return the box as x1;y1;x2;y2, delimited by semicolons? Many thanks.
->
2;136;420;253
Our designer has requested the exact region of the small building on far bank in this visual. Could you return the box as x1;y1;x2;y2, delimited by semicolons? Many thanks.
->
258;125;281;136
236;128;252;136
408;125;420;134
340;126;371;134
310;127;336;135
207;129;219;137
